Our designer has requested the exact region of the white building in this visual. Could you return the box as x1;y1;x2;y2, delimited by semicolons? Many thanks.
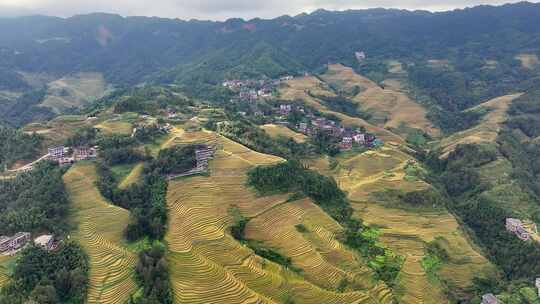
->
353;133;366;144
536;278;540;297
355;51;366;62
481;293;499;304
48;146;66;159
34;235;54;250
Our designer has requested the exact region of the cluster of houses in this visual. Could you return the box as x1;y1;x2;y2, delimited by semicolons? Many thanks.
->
48;146;98;166
223;76;295;102
166;145;215;180
0;233;56;255
278;104;383;151
505;218;533;241
131;122;173;138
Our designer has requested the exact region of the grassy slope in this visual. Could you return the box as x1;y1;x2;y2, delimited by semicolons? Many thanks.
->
320;64;440;138
438;93;523;158
279;76;404;144
40;72;109;114
64;162;137;304
327;145;495;303
0;256;14;289
261;124;308;143
164;130;392;304
117;162;144;190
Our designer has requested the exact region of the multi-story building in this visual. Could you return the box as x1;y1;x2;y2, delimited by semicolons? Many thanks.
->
48;146;66;159
8;232;31;251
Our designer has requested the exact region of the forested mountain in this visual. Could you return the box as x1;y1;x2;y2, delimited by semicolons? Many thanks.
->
0;2;539;123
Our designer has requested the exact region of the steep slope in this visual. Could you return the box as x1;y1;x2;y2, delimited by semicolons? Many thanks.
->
309;144;496;303
64;163;137;304
283;68;495;303
279;75;404;144
165;128;393;304
438;93;523;158
320;64;439;137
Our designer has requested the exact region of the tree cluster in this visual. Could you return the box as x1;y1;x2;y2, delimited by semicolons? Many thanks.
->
0;242;88;304
129;243;173;304
0;162;69;235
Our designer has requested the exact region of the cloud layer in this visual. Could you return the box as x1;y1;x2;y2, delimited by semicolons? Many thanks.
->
0;0;529;20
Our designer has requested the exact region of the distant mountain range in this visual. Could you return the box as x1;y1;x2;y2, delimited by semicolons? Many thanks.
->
0;2;538;85
0;1;539;127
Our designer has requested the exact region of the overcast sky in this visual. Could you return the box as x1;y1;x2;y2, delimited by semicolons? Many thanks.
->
0;0;531;20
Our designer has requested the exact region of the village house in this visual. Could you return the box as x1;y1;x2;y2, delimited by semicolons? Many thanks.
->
506;218;531;241
195;146;215;172
339;140;353;151
481;293;499;304
73;147;98;161
536;278;540;297
167;109;178;118
34;234;55;251
57;157;74;166
280;75;294;82
353;133;366;144
0;237;10;252
298;122;308;133
48;146;66;160
159;123;173;133
355;51;366;62
279;104;292;115
0;232;31;254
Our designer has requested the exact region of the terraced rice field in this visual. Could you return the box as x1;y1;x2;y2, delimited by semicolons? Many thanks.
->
279;76;403;144
0;256;14;288
309;145;495;304
320;64;439;137
165;130;392;303
438;93;523;158
95;120;133;136
41;72;109;114
64;163;137;304
261;124;307;143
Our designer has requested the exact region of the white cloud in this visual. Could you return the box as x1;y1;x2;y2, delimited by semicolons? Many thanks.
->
0;0;531;20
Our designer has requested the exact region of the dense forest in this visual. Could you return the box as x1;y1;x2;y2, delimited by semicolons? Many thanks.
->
0;127;42;170
0;162;89;303
129;243;173;304
0;243;88;304
0;162;68;234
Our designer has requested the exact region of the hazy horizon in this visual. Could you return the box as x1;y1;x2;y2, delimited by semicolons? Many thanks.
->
0;0;534;21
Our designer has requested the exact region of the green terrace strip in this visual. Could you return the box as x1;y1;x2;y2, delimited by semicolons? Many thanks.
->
247;160;404;288
95;143;199;303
